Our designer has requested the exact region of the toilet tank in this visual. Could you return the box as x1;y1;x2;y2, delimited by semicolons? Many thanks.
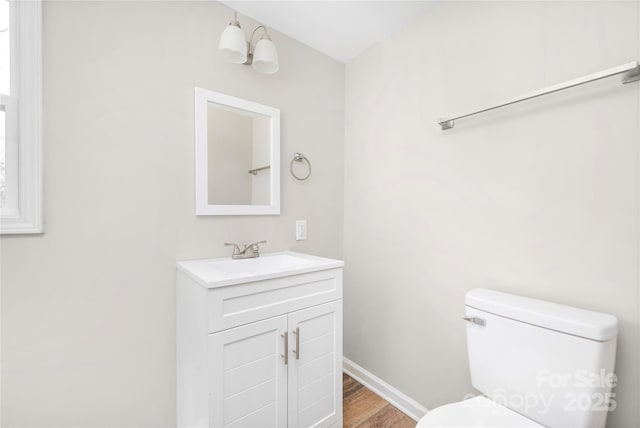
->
465;289;618;428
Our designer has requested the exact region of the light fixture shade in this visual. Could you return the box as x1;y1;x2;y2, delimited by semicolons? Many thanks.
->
252;36;279;74
218;24;247;64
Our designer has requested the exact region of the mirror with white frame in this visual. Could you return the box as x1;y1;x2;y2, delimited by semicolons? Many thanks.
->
195;88;280;215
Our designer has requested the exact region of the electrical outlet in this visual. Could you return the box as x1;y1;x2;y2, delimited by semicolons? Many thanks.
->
296;220;307;241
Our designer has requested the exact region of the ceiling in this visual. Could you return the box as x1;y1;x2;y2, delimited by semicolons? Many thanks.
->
219;1;433;63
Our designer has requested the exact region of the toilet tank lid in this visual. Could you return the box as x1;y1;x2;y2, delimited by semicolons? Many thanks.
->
465;289;618;341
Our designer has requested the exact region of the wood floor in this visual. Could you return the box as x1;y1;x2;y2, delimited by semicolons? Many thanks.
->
343;373;416;428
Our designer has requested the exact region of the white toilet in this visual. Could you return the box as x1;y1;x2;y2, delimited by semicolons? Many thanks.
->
417;288;618;428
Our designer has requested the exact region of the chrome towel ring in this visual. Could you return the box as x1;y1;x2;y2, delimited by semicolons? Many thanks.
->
290;152;311;181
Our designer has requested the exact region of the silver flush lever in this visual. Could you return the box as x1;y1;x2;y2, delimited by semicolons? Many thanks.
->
463;316;486;326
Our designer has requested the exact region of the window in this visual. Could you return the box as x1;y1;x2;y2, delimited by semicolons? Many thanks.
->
1;0;13;209
0;0;42;234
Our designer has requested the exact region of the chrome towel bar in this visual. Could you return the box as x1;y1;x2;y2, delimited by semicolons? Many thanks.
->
438;60;640;130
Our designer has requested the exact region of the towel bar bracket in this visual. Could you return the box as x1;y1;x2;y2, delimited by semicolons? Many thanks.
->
439;119;454;130
622;65;640;84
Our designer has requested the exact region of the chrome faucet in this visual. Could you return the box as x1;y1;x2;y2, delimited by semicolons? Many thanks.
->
224;241;267;259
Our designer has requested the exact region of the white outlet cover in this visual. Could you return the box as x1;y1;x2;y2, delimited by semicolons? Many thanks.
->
296;220;307;241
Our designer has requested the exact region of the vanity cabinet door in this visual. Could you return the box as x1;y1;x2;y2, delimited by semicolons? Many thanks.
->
287;301;343;428
208;315;288;428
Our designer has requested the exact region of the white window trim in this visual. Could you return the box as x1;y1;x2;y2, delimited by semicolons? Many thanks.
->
1;0;43;234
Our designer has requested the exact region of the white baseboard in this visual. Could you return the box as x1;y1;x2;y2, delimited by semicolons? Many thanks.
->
343;357;429;422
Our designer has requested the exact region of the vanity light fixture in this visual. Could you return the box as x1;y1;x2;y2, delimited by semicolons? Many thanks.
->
218;12;279;74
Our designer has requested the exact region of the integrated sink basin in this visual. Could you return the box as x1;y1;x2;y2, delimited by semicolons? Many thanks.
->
176;251;344;288
206;253;313;275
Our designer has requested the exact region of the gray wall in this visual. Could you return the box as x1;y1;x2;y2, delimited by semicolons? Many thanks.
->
344;1;639;427
0;1;344;426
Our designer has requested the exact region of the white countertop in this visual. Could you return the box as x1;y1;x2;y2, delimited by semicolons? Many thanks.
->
176;251;344;288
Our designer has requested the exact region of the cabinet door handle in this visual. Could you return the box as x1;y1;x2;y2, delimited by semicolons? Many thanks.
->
293;327;300;360
281;331;288;365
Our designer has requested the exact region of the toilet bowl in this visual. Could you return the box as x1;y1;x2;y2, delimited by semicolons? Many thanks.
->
416;396;542;427
415;289;618;428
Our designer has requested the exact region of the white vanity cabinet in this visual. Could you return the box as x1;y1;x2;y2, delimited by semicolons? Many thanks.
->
177;252;344;428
